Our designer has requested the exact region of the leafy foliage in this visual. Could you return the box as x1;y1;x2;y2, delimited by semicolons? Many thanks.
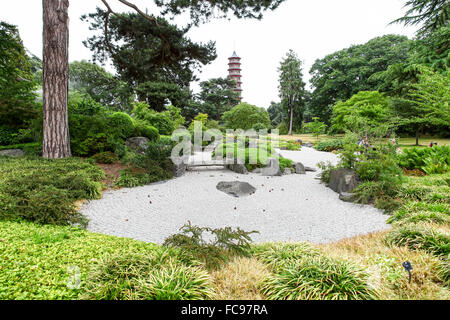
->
82;9;216;111
397;146;450;173
309;35;411;123
0;21;37;128
164;222;259;269
69;60;133;112
391;0;450;36
0;157;104;226
132;102;180;135
314;139;344;152
222;103;271;130
330;91;393;137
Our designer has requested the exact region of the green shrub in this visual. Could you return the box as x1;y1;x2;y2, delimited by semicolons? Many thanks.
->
315;139;344;152
134;120;159;141
107;112;135;140
260;256;377;300
222;103;271;130
164;222;258;270
252;122;269;131
92;151;119;164
397;146;450;172
0;157;104;226
83;250;212;300
386;224;450;257
279;158;293;172
132;102;175;135
279;140;301;151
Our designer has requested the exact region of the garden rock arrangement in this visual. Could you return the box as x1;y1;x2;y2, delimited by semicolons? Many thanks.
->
216;181;256;198
0;149;24;157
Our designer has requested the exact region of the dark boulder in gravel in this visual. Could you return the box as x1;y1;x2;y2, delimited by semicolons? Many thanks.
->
216;181;256;198
172;161;187;177
0;149;24;157
126;137;150;154
329;168;360;194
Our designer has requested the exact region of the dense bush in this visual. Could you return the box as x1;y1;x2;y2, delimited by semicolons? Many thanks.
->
222;103;271;130
330;91;392;136
132;102;176;135
133;119;160;141
315;139;344;152
0;157;104;226
397;146;450;174
118;139;176;188
107;112;135;140
276;121;289;135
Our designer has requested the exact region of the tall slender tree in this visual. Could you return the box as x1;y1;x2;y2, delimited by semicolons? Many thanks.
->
278;50;306;135
41;0;286;158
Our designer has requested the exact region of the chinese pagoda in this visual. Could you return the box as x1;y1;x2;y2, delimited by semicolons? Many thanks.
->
228;51;243;100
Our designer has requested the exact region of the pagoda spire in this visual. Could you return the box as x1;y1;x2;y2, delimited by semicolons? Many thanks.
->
228;51;243;101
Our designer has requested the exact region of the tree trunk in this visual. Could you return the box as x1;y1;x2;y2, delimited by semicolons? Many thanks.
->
415;126;422;146
289;106;294;136
42;0;71;158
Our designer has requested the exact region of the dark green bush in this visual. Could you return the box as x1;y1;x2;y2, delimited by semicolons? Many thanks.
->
0;157;104;226
315;139;344;152
134;120;159;141
397;146;450;172
107;112;135;140
92;151;119;164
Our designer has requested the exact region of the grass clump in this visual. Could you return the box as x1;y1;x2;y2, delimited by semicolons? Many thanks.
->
0;157;104;226
252;243;377;300
260;255;377;300
386;223;449;258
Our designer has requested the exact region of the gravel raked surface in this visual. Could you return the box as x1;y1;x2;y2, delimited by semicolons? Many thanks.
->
80;147;391;244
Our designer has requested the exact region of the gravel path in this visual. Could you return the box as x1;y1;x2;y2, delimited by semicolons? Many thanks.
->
81;147;391;244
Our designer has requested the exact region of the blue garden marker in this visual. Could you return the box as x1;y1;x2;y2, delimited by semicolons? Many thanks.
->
402;261;413;284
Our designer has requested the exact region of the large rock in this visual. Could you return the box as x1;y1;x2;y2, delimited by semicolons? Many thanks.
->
303;143;314;148
261;158;282;176
0;149;24;157
216;181;256;198
304;166;317;172
283;168;293;175
228;163;248;175
172;161;186;177
125;137;150;154
293;162;306;174
329;168;360;194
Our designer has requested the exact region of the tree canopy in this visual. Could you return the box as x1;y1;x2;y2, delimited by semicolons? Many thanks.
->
308;35;411;124
0;21;37;128
222;103;271;131
391;0;449;36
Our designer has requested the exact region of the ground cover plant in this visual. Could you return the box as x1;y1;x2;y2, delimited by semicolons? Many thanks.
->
0;156;104;226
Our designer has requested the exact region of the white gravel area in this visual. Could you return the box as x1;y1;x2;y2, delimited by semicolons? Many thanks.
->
80;147;391;244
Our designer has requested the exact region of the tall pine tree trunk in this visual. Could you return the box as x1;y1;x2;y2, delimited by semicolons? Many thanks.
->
42;0;71;158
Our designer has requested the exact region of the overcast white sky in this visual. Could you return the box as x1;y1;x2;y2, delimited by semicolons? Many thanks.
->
0;0;418;109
